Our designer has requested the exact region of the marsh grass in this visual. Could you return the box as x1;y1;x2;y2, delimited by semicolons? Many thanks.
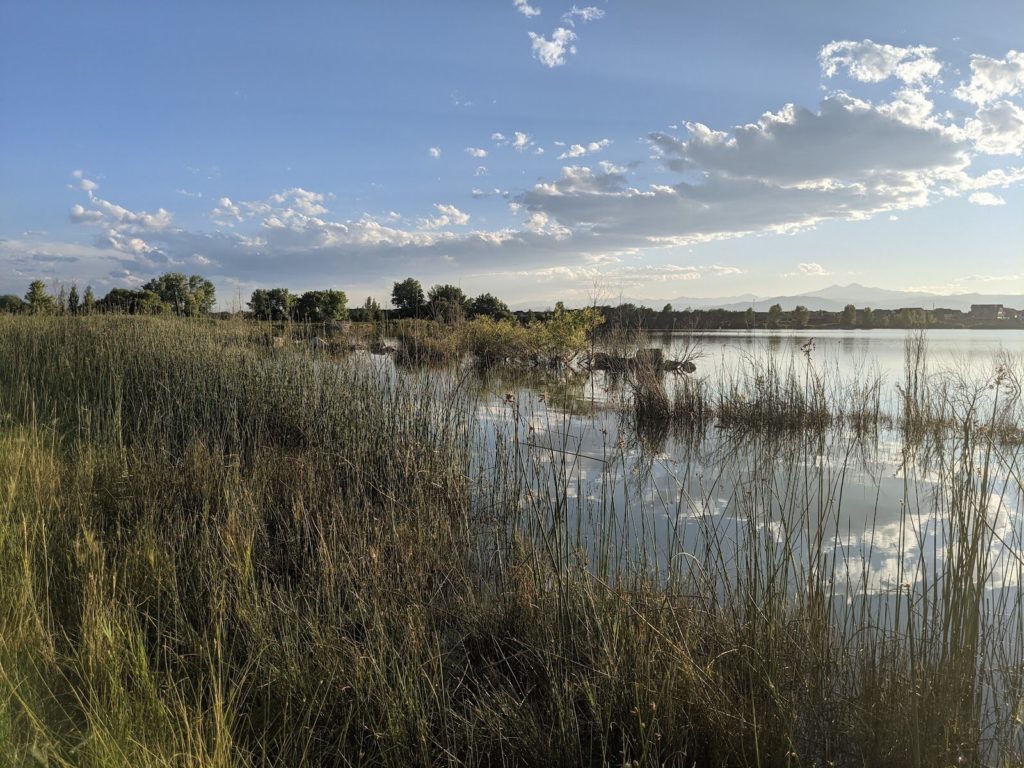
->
0;315;1021;766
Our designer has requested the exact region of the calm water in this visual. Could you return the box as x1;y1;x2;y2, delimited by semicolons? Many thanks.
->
463;329;1024;600
656;328;1023;380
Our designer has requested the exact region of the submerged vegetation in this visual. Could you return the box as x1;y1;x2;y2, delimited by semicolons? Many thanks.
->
0;315;1022;766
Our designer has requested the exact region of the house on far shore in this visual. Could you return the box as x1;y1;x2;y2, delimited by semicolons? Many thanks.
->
970;304;1004;320
932;308;964;323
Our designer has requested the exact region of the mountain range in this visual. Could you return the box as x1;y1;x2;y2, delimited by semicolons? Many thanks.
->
530;283;1024;313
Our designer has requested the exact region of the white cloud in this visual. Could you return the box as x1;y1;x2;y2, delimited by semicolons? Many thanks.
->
791;262;830;276
559;139;612;159
513;131;533;151
513;0;540;17
465;147;489;158
647;94;966;185
954;51;1024;105
429;146;442;158
211;197;244;225
964;100;1024;155
529;27;577;68
968;191;1006;206
819;40;941;85
69;204;104;223
561;5;604;24
176;189;203;198
419;203;471;229
269;188;327;216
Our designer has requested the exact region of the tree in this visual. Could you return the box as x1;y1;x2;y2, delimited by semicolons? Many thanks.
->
82;286;95;314
662;303;673;314
744;307;755;328
294;290;348;322
98;288;166;314
840;304;857;328
861;307;874;329
391;278;426;318
793;305;810;329
24;280;56;315
57;285;68;315
469;292;512;320
142;272;216;316
362;296;381;322
67;285;80;315
0;295;25;314
248;288;294;321
767;303;782;329
427;284;468;322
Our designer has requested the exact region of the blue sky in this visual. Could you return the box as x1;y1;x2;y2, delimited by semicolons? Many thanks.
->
1;0;1022;308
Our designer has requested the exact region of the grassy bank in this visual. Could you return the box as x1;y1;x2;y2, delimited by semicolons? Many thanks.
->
1;316;1021;766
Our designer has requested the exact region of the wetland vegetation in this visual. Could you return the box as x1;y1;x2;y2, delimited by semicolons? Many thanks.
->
1;314;1022;767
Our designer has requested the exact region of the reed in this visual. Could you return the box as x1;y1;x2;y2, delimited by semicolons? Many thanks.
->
0;315;1020;766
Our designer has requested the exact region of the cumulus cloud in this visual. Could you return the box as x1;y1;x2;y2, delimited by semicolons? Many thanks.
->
648;94;965;185
819;39;942;85
964;100;1024;155
558;139;612;159
513;0;540;17
529;27;577;68
419;203;471;229
492;131;536;151
10;43;1024;304
954;51;1024;105
211;197;244;225
968;191;1006;206
429;146;441;158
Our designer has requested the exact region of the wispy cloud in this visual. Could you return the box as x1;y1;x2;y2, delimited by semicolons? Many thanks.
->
512;0;540;17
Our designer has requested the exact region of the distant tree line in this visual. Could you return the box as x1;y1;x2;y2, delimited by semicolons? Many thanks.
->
4;274;1016;331
590;302;996;330
1;274;215;316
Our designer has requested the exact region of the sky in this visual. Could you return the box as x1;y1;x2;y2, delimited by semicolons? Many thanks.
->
1;0;1023;309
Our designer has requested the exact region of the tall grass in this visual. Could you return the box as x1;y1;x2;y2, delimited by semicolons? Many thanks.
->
0;315;1021;766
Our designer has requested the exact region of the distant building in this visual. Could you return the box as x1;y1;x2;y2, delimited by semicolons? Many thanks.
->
932;308;964;323
970;304;1004;320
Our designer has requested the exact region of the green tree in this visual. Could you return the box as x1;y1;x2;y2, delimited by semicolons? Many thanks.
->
469;292;512;320
97;288;166;314
862;307;874;329
391;278;426;318
793;305;810;329
767;303;782;329
427;284;469;322
840;304;857;327
362;296;381;322
24;280;56;315
142;272;216;315
82;286;95;314
662;303;673;314
744;307;755;328
67;285;80;315
295;290;348;322
0;295;25;313
248;288;295;321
